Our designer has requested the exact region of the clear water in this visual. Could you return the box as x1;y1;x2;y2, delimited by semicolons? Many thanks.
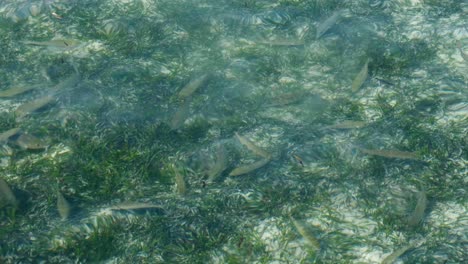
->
0;0;466;263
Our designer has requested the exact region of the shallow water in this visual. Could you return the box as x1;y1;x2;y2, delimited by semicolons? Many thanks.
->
0;0;467;263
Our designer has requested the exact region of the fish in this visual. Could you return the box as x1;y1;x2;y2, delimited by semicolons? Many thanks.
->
358;147;419;160
51;12;62;19
316;10;342;39
29;3;42;17
178;74;209;99
13;133;47;150
381;244;414;264
101;19;126;37
57;191;71;220
0;178;18;207
235;132;271;159
15;95;55;119
229;158;270;176
108;202;162;211
0;128;21;143
407;191;427;226
322;120;366;130
206;144;228;182
22;39;81;49
457;41;468;62
170;99;191;130
267;91;307;107
351;60;369;92
0;84;40;98
256;38;305;47
291;217;321;251
49;73;80;93
292;154;304;167
373;77;395;86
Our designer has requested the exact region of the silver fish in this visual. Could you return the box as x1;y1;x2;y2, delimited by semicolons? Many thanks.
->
178;74;209;99
0;178;18;207
28;3;43;16
381;244;414;264
206;144;228;182
0;128;21;143
22;39;81;49
351;60;369;92
408;191;427;226
292;154;304;167
255;38;305;47
291;217;320;251
108;202;162;211
49;73;80;93
14;133;48;150
170;99;191;130
235;132;271;159
457;41;468;62
101;19;127;37
267;91;307;107
15;95;55;119
229;158;270;176
57;191;71;220
0;84;40;98
316;10;342;39
358;147;419;160
322;120;366;130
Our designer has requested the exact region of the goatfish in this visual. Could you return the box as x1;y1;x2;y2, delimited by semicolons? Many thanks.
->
229;158;270;176
291;217;321;251
316;10;342;39
0;178;18;207
57;190;71;220
0;84;40;98
407;191;427;227
178;74;209;99
22;39;81;50
358;147;420;160
381;243;414;264
322;120;366;130
15;95;55;119
0;127;21;142
235;132;271;159
351;59;369;92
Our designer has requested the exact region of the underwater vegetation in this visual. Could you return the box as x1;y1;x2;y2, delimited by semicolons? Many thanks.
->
0;0;467;263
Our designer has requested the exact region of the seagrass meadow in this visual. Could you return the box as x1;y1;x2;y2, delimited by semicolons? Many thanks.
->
0;0;467;263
